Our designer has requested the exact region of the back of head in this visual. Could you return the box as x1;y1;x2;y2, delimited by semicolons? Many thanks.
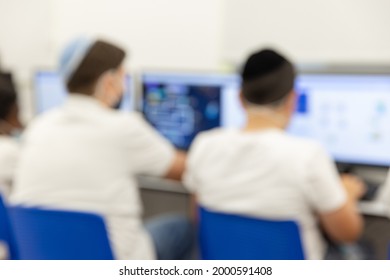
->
0;73;17;121
59;38;126;95
241;49;295;106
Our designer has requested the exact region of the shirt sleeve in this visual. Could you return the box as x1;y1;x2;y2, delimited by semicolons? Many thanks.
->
305;145;348;213
123;113;176;177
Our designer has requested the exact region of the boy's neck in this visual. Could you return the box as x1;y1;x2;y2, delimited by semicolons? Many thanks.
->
243;111;286;132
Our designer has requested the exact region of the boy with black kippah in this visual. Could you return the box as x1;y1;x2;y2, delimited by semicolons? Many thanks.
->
184;49;364;259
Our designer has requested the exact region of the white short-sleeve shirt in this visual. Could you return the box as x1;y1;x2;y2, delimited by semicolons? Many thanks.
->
10;94;175;260
184;128;347;259
0;136;19;197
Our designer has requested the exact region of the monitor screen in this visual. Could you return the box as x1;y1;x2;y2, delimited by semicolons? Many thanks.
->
141;72;243;150
34;71;134;114
287;74;390;166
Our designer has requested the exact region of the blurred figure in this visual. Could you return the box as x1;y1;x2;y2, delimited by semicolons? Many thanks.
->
0;72;22;197
376;174;390;206
10;38;192;260
184;49;364;259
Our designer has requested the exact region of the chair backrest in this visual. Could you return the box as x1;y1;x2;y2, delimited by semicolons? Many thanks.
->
8;206;114;260
199;206;305;260
388;243;390;260
0;195;17;259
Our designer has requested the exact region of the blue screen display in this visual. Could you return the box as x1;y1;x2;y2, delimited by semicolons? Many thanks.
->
142;73;240;150
288;74;390;166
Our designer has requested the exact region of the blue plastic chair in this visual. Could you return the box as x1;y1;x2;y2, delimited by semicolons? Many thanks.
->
388;244;390;260
8;206;114;260
199;206;305;260
0;195;17;259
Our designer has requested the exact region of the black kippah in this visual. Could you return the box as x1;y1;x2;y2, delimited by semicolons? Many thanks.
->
242;49;286;80
241;49;295;105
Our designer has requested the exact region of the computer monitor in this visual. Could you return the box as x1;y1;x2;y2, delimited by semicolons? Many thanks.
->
34;71;134;114
141;72;243;150
287;74;390;166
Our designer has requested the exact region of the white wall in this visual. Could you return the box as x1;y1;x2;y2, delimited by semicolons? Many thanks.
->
0;0;52;122
1;0;224;72
1;0;224;121
3;0;390;77
50;0;224;71
2;0;390;121
223;0;390;67
0;0;52;72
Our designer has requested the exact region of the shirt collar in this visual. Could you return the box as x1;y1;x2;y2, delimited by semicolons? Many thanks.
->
64;93;107;111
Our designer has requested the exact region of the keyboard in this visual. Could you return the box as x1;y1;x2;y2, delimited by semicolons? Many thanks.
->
360;181;380;201
335;163;380;201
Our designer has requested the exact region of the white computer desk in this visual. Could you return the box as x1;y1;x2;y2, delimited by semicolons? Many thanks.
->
137;175;187;194
137;165;390;218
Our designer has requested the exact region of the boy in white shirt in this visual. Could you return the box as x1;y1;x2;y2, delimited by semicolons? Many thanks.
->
10;38;193;260
0;73;22;197
184;49;364;259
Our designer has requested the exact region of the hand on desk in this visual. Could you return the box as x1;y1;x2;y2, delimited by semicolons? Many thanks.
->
341;173;366;200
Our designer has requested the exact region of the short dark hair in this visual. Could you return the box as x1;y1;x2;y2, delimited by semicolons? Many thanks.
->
67;40;126;95
0;73;17;120
241;49;295;106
